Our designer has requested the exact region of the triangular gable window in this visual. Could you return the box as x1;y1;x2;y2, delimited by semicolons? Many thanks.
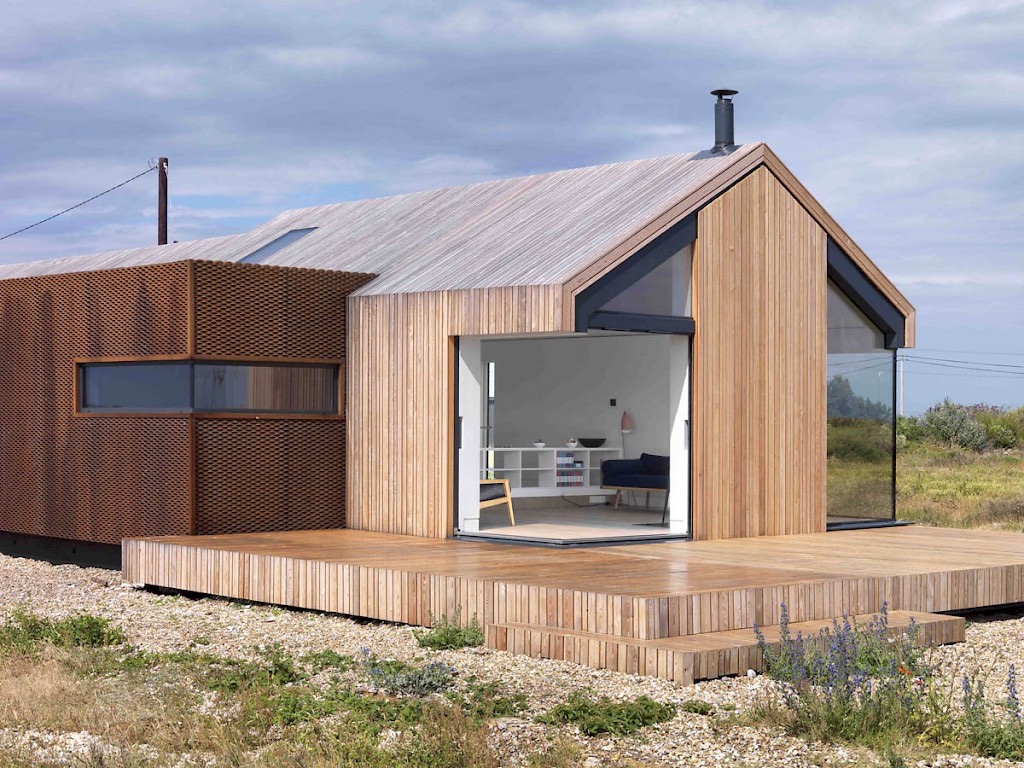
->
598;245;691;317
574;213;696;334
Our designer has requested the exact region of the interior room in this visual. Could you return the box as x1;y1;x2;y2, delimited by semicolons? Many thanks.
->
456;331;690;544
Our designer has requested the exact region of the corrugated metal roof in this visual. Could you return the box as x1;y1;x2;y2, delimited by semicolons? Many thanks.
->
0;144;760;292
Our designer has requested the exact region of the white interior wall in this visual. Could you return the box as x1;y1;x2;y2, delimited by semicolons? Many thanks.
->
668;336;690;535
457;338;483;533
482;334;670;457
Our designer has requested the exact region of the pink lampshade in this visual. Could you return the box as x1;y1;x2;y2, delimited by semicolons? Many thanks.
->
620;411;634;434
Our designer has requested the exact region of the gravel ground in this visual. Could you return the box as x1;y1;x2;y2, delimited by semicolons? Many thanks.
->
2;552;1024;767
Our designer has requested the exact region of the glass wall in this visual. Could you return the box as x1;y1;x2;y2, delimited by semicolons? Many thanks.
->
826;281;896;523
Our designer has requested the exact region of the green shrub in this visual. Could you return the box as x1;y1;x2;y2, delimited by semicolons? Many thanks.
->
752;602;1024;760
973;406;1024;449
960;665;1024;761
413;610;485;650
923;400;988;451
0;609;125;653
896;415;926;444
302;649;356;673
361;652;455;696
537;692;676;736
457;679;528;721
680;699;714;716
203;644;305;694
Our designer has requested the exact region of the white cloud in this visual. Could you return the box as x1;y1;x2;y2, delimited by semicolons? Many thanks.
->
1;0;1023;407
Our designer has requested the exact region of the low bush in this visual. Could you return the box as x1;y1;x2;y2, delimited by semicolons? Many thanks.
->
972;406;1024;450
0;608;125;653
960;665;1024;761
922;399;988;451
537;691;676;736
753;602;1024;761
361;651;456;696
202;643;305;694
457;679;528;721
680;699;714;716
413;610;485;650
302;649;356;673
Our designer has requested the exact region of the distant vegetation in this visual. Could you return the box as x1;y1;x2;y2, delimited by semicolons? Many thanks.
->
900;399;1024;452
896;399;1024;529
825;385;1024;529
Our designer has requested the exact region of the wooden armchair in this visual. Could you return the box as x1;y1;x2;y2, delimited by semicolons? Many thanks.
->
480;478;515;525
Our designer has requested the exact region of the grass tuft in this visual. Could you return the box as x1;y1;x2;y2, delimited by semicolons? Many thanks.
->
537;691;676;736
0;608;125;653
413;610;486;650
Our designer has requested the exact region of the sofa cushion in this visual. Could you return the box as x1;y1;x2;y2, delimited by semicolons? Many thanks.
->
601;458;645;480
604;472;669;491
640;453;670;476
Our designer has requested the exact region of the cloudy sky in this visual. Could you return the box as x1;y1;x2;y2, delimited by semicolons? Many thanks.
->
1;0;1022;414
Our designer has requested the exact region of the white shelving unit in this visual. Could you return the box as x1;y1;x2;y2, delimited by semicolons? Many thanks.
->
481;447;621;498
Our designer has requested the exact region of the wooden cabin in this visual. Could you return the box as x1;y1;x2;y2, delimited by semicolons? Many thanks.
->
0;140;913;564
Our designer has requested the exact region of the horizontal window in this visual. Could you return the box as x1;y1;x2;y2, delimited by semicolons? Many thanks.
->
81;363;192;411
79;362;338;415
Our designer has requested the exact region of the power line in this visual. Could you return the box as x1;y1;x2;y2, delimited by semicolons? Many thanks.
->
915;347;1024;357
901;360;1024;378
903;369;1024;380
828;361;893;376
0;164;157;242
903;354;1024;370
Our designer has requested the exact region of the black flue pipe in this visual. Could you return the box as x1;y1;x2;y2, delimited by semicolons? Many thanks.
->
711;89;738;152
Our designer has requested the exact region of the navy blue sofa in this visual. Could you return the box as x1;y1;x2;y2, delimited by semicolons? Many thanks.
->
600;453;669;516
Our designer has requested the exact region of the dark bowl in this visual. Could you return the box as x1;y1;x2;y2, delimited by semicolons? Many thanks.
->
577;438;606;448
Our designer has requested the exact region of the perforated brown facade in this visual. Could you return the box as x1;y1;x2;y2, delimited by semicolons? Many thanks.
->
196;420;346;535
0;260;373;547
193;261;351;360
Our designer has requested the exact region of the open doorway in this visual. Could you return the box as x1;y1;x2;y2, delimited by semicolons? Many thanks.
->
456;331;690;544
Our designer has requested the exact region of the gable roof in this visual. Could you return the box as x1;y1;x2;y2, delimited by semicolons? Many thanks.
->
0;145;758;289
0;142;914;340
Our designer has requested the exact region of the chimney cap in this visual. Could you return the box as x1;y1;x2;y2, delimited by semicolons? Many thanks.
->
711;88;739;99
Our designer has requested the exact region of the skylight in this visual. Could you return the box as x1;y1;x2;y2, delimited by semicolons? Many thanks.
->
239;227;317;264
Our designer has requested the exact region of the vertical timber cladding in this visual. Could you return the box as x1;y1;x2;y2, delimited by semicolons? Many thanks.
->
190;261;375;534
692;167;828;539
346;286;567;538
0;264;192;545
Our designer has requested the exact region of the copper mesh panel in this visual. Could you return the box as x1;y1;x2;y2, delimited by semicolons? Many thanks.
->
0;263;192;545
192;261;374;359
2;259;367;547
195;419;345;535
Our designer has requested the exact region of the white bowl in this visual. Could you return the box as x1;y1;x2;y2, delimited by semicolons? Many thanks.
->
532;441;546;448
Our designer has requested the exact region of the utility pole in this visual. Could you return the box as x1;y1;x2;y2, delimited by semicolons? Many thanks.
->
157;157;168;245
898;352;905;417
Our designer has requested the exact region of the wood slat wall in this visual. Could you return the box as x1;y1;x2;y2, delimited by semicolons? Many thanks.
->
759;147;916;346
692;167;827;540
346;286;567;538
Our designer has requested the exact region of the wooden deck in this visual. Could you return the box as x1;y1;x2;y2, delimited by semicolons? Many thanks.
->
123;526;1022;684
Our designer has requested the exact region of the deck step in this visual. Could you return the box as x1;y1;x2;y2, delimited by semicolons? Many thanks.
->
486;610;965;685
